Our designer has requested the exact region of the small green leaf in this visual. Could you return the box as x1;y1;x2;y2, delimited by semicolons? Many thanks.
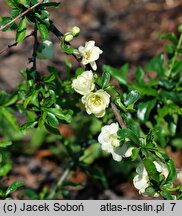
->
101;69;110;88
0;164;12;177
0;140;12;148
131;148;140;161
0;108;19;130
137;99;156;122
46;112;59;127
6;181;25;196
43;73;56;82
5;0;18;8
159;33;178;45
37;23;49;40
143;159;159;182
38;2;61;9
117;128;140;144
103;64;128;85
160;191;174;200
16;17;26;43
165;159;177;183
44;123;60;135
122;113;139;136
145;53;165;76
124;90;140;106
20;121;38;130
135;67;144;84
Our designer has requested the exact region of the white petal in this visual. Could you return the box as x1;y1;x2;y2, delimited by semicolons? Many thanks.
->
90;61;97;70
85;41;95;50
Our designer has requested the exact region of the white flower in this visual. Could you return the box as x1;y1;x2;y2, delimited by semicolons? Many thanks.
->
153;161;169;178
72;71;95;95
133;164;150;194
98;123;122;161
82;89;110;118
133;161;169;195
98;123;135;161
78;41;103;70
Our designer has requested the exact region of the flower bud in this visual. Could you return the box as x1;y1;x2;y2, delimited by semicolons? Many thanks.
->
64;32;74;42
71;26;80;37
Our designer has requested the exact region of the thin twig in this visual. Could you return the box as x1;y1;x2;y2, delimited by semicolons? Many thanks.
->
0;31;34;55
47;167;70;199
111;102;126;128
0;0;44;32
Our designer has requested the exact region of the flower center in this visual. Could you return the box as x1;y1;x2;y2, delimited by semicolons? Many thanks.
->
85;51;91;60
91;95;101;106
111;134;120;147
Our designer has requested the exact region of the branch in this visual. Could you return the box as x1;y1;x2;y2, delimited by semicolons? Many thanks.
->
0;0;44;32
50;23;85;68
29;27;38;70
0;31;34;55
111;102;127;128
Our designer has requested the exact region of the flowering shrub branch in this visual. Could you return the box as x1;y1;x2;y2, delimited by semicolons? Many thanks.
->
0;0;182;200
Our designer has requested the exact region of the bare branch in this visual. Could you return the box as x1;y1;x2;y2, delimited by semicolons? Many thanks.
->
0;32;34;55
111;102;126;128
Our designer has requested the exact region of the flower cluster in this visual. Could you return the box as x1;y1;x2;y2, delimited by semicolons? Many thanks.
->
133;161;169;196
72;41;133;162
72;41;110;118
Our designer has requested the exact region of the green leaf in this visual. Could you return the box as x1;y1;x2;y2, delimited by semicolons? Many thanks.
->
145;53;165;76
131;148;140;161
122;113;139;136
61;42;74;54
0;164;12;177
103;64;128;85
44;123;60;135
2;93;18;107
42;107;72;123
0;17;14;32
143;159;159;182
23;189;37;200
137;99;156;122
6;181;25;196
117;128;140;144
0;140;12;148
43;73;56;82
135;67;144;84
159;33;178;45
131;84;158;97
160;191;174;200
37;23;49;40
20;121;38;130
46;112;59;127
5;0;18;8
146;129;155;145
0;108;19;130
165;159;177;183
124;90;140;106
38;2;61;9
16;17;26;43
101;69;110;88
10;8;21;18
